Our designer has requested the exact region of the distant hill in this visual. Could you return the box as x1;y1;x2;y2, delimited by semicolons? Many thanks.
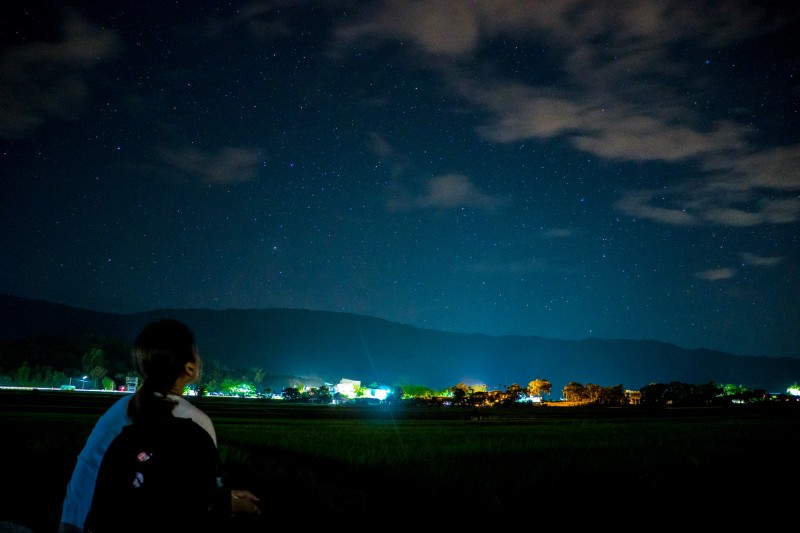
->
1;293;798;394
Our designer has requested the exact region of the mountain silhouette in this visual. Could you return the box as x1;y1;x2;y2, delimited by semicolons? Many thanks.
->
1;293;798;394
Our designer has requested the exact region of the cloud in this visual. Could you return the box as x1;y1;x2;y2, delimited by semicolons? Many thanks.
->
615;186;800;227
702;145;800;193
334;0;481;58
459;81;749;163
366;131;393;158
0;12;120;139
158;146;262;184
614;190;696;226
334;1;799;228
695;268;737;281
741;252;782;267
473;82;800;228
465;258;549;274
205;2;292;41
388;173;508;212
367;134;501;213
542;228;574;239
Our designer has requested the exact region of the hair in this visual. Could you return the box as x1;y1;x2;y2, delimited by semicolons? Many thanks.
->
127;319;198;423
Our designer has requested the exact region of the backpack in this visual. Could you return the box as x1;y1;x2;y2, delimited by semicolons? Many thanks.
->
84;417;222;533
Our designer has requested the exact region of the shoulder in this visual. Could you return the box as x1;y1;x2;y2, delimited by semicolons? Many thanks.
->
103;394;132;420
94;395;131;435
170;395;217;445
170;395;210;424
78;395;132;459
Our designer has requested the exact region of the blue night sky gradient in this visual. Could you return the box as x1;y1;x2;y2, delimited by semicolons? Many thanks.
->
1;1;798;360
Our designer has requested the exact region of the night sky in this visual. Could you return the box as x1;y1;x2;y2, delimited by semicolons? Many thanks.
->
2;1;798;360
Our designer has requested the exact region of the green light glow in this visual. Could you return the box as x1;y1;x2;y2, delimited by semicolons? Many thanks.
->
226;383;257;397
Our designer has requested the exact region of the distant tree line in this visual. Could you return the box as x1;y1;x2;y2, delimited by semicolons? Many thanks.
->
0;333;316;394
0;333;796;405
0;334;130;390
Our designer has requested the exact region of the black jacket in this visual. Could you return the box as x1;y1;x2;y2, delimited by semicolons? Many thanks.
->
84;417;231;533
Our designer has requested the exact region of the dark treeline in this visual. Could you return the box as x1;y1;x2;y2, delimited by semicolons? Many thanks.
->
0;333;130;389
4;333;796;408
0;333;313;394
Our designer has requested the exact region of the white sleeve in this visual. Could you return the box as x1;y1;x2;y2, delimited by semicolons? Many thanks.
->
171;396;217;446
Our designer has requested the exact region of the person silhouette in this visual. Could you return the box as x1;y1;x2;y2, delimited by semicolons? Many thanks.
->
58;319;260;533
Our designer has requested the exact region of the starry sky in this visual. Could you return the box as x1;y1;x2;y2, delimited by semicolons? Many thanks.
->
1;1;798;360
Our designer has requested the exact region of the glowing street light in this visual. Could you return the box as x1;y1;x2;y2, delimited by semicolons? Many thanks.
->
78;375;89;389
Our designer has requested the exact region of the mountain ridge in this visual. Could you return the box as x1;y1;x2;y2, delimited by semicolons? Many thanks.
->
1;293;797;393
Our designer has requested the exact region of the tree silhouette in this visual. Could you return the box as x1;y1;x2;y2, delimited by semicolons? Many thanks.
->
527;378;552;397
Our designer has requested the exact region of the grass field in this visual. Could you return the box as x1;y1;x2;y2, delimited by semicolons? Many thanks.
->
1;389;798;530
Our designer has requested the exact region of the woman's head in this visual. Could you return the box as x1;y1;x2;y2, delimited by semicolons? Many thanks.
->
133;319;201;393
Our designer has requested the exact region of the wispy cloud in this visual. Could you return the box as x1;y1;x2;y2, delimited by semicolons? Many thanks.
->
741;252;782;267
334;0;481;58
0;12;120;139
691;253;779;284
366;131;393;158
205;2;292;41
542;228;575;239
464;258;549;274
334;0;800;228
614;190;696;226
158;146;263;185
366;133;502;213
695;268;737;281
615;186;800;227
387;173;508;212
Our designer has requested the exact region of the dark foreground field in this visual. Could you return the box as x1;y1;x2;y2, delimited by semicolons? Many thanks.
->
1;389;798;531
